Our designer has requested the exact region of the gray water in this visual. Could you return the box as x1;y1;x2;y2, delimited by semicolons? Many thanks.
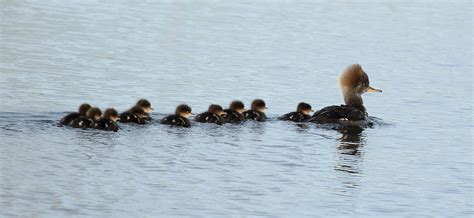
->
0;0;473;217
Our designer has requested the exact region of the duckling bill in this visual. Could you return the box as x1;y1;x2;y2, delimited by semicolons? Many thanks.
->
195;104;225;125
279;102;313;122
308;64;382;127
243;99;267;122
223;100;246;124
160;104;192;128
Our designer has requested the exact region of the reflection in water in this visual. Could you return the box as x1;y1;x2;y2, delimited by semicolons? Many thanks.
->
334;126;365;174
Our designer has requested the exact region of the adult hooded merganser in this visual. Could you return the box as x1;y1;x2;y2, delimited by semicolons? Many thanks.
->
308;64;382;127
95;108;120;132
195;104;226;125
136;99;153;121
120;105;148;124
279;102;314;122
60;103;91;126
223;100;246;123
160;104;192;128
69;107;102;129
243;99;267;122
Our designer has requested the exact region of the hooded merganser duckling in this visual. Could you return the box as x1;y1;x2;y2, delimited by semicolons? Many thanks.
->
95;108;120;132
308;64;382;127
136;99;153;121
120;105;148;124
195;104;226;125
279;102;314;122
160;104;192;128
243;99;267;122
60;103;91;126
223;100;246;123
69;107;102;129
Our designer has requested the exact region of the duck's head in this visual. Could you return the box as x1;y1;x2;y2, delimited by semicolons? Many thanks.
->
175;104;192;118
208;104;226;116
296;102;314;115
78;103;92;116
103;108;120;122
251;99;267;113
339;64;382;111
136;99;153;113
129;105;148;119
86;107;102;121
229;100;246;114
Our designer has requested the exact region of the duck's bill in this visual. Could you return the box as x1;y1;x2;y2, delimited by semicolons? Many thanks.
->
367;86;382;93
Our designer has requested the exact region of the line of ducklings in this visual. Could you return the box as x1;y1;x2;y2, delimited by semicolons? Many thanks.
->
59;64;382;132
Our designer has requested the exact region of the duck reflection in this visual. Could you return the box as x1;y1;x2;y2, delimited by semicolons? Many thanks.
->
334;125;365;174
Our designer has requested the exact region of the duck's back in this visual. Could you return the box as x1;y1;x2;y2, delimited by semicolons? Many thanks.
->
309;105;367;124
243;110;267;122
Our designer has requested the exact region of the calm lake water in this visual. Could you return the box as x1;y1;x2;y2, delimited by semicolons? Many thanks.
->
0;0;472;217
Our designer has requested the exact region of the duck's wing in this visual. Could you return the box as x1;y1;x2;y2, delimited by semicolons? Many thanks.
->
309;105;367;123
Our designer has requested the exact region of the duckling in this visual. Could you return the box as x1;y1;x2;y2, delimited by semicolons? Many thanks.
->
136;99;153;121
60;103;91;126
243;99;267;122
279;102;314;122
95;108;120;132
69;107;102;129
160;104;192;128
120;105;148;124
223;100;246;123
308;64;382;127
195;104;226;125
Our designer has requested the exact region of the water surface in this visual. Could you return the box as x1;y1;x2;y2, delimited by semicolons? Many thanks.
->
0;0;472;217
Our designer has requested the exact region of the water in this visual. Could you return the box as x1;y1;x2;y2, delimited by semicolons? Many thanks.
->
1;0;472;216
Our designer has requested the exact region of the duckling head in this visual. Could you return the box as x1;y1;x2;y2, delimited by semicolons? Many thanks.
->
339;64;382;111
136;99;153;113
251;99;267;113
296;102;314;115
229;100;246;114
86;107;102;121
78;103;92;116
103;108;120;122
208;104;225;116
176;104;192;118
130;105;147;119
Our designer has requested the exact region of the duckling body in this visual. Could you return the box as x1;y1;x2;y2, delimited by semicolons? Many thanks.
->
243;99;267;122
160;104;192;128
279;102;313;122
95;108;120;132
223;101;245;124
69;117;96;129
96;119;120;132
279;112;310;122
195;112;224;125
222;109;244;123
60;103;91;126
120;112;145;124
195;104;225;125
120;106;148;125
68;107;102;129
308;64;381;127
160;115;191;128
243;110;267;122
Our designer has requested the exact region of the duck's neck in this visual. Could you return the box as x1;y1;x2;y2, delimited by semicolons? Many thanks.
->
343;90;366;112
